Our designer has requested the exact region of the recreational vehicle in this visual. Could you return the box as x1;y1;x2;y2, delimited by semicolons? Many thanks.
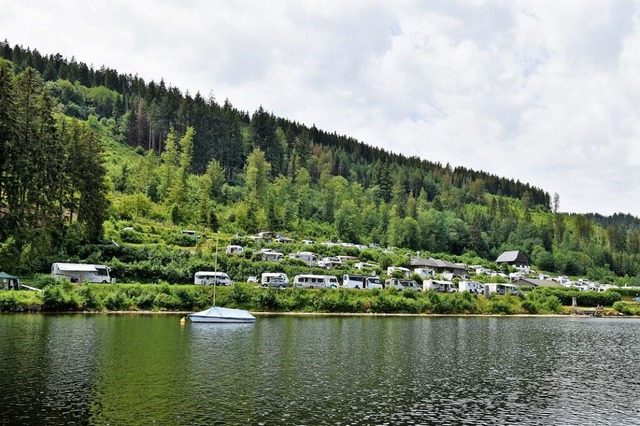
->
343;274;383;289
387;266;411;277
423;279;457;293
51;263;111;283
261;272;290;288
385;278;420;291
458;280;484;294
289;252;318;266
483;283;518;295
354;262;379;271
194;271;232;286
293;274;340;289
261;250;284;262
318;257;342;269
225;245;244;255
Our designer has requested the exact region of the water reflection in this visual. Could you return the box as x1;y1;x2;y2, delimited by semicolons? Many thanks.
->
2;315;640;425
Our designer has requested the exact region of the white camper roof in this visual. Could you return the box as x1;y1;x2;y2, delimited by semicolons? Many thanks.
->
55;263;98;272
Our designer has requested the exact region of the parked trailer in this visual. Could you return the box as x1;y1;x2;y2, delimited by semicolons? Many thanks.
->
423;279;456;293
225;245;244;255
194;271;232;286
343;274;383;289
293;274;340;289
261;272;290;288
51;262;111;283
385;278;421;291
458;280;484;294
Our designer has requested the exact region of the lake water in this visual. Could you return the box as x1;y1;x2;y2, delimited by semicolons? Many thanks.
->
1;314;640;425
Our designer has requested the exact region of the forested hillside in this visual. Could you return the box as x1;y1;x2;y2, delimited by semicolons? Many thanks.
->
2;41;640;283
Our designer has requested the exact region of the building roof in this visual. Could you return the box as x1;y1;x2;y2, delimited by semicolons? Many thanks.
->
410;258;467;271
515;278;564;288
496;250;529;264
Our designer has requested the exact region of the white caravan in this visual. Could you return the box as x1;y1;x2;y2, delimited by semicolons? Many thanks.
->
194;271;232;286
225;245;244;255
423;279;457;293
51;263;111;283
385;278;421;291
261;272;290;288
484;283;518;295
293;274;340;289
343;274;383;289
387;266;411;277
458;281;484;294
289;252;318;266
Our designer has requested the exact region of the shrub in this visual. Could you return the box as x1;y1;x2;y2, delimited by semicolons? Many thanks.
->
42;281;80;311
254;288;280;311
104;290;129;311
78;285;103;311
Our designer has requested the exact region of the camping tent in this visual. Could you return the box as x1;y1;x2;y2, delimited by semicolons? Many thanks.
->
0;272;20;290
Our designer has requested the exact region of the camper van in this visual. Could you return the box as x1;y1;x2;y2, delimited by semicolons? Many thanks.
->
51;263;111;283
318;257;342;269
343;274;383;289
385;278;421;291
194;271;232;286
387;266;411;277
288;252;318;266
458;281;484;294
293;274;340;289
225;245;244;255
423;279;457;293
261;272;290;288
261;249;284;262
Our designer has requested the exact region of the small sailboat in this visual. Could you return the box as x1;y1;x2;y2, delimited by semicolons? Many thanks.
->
187;306;255;323
183;234;255;324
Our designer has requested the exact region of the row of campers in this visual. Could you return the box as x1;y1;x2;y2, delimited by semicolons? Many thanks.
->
259;273;384;289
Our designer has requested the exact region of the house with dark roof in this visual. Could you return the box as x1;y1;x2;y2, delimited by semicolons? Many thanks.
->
495;250;530;270
514;277;564;289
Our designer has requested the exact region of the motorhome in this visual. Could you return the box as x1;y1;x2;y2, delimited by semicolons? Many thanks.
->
261;272;290;288
414;268;435;279
343;274;383;289
318;257;342;269
289;252;318;266
293;274;340;289
336;255;358;264
194;271;232;286
354;262;379;271
387;266;411;277
423;279;456;293
180;230;200;238
261;250;284;262
51;263;111;283
385;278;420;291
225;245;244;255
483;283;518;295
458;280;484;294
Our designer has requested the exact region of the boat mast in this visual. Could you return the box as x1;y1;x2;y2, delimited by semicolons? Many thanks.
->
213;234;219;306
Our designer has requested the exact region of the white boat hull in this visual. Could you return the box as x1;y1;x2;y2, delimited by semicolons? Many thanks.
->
187;306;256;323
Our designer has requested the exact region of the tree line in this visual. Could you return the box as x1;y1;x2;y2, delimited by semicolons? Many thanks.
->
0;59;109;270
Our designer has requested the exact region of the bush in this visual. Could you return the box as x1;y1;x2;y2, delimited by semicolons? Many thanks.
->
42;281;80;311
255;288;280;311
78;285;103;311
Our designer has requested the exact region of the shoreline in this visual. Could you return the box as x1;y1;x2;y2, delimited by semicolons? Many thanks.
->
2;310;631;318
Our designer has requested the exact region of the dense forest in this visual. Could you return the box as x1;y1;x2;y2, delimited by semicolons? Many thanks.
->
2;40;640;284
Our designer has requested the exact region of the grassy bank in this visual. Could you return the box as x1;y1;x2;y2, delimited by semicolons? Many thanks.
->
1;281;631;315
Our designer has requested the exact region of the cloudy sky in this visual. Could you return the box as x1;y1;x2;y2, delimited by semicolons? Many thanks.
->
2;0;640;215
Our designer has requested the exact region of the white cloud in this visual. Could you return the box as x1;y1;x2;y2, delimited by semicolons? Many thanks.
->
2;0;640;215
